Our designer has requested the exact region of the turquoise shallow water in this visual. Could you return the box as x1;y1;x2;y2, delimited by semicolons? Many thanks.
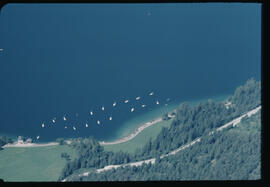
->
0;93;230;143
0;4;261;142
110;93;230;142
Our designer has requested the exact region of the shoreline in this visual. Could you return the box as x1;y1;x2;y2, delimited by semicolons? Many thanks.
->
99;113;175;146
1;94;230;149
97;94;229;146
2;115;173;148
99;118;162;145
2;142;59;148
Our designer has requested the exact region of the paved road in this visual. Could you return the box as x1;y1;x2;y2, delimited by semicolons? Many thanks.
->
64;105;261;181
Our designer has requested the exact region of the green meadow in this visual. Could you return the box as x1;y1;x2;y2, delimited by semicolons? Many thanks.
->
102;119;172;153
0;144;77;182
0;119;173;181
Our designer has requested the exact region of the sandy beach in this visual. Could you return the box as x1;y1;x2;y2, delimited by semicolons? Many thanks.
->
99;112;176;146
1;118;165;148
99;117;163;145
2;112;175;148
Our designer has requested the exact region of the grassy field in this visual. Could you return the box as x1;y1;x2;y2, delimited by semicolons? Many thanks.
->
102;119;172;153
0;144;77;182
0;120;172;181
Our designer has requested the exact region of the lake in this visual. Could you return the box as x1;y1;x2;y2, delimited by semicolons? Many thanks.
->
0;3;261;142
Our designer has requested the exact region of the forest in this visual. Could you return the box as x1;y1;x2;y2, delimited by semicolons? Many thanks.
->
58;78;261;181
80;111;261;181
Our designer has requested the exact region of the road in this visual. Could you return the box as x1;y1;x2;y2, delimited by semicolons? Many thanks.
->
63;105;261;181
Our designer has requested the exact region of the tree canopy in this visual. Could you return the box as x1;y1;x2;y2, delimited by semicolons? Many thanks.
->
59;78;261;181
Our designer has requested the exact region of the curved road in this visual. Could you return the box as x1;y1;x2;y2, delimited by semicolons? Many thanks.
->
63;105;261;181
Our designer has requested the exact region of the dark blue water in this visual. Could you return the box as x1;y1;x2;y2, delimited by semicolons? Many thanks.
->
0;3;261;142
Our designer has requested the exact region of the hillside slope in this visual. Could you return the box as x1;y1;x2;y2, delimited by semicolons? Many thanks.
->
59;78;261;181
76;108;261;181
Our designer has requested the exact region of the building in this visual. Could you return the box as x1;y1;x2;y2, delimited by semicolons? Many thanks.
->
17;136;24;144
26;138;32;143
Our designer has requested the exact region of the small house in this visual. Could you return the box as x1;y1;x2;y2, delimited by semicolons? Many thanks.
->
26;138;32;143
17;136;24;144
